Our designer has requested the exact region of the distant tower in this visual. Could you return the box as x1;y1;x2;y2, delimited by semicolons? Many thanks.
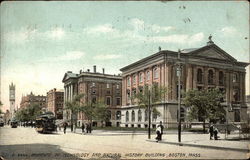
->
9;82;15;119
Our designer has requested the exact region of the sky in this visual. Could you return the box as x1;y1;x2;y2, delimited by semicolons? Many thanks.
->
0;1;249;112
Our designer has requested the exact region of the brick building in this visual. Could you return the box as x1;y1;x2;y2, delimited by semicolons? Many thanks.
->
120;38;249;128
62;66;122;127
20;92;47;109
46;88;64;119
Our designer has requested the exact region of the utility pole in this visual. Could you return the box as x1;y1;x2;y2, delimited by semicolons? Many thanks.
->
177;49;182;143
148;89;151;139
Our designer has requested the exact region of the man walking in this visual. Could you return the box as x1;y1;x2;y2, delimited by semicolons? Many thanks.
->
81;123;85;134
63;122;68;134
209;124;214;140
159;121;164;141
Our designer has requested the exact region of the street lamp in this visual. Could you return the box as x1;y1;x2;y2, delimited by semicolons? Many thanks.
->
177;49;182;143
148;89;151;139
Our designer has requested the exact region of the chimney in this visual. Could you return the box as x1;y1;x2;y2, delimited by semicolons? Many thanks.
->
93;65;96;73
102;68;105;74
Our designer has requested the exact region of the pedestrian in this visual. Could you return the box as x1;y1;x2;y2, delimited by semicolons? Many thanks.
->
155;125;161;142
63;122;68;134
86;123;89;133
209;124;214;140
214;127;219;140
81;123;85;134
71;123;73;132
159;121;164;141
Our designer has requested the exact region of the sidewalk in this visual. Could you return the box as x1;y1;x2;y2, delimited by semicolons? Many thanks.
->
147;133;249;153
60;128;249;153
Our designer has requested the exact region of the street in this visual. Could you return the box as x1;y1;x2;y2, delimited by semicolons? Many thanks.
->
0;126;249;160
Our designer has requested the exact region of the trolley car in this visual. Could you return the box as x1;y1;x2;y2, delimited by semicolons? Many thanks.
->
35;112;56;133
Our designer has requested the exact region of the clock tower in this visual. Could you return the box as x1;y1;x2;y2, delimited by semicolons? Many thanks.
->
9;82;15;119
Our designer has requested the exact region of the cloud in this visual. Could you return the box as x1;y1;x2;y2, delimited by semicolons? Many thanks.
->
4;28;38;43
46;27;65;39
39;50;85;62
147;32;204;44
59;51;85;60
83;24;116;35
129;18;174;33
220;26;237;35
93;54;122;60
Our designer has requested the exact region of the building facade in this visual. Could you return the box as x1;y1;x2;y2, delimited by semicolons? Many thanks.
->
20;92;47;110
62;66;122;127
9;83;15;119
46;88;64;119
120;39;249;128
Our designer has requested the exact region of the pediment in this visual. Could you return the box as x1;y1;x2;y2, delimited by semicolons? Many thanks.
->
190;45;237;62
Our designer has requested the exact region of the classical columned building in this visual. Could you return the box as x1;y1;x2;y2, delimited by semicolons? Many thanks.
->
62;66;122;127
120;39;249;128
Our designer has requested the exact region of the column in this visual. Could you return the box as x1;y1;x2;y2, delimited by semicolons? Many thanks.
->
186;64;193;90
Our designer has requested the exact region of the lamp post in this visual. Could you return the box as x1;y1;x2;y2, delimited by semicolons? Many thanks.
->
177;49;182;143
148;89;151;139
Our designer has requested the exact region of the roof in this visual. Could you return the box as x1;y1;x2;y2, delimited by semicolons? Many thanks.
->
181;48;198;53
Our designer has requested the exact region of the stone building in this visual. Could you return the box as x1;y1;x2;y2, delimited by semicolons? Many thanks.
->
62;66;122;127
120;38;249;128
20;92;47;109
9;82;15;119
46;88;64;119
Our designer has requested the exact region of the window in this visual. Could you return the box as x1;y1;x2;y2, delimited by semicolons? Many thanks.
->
138;110;142;122
107;83;110;88
152;112;157;121
219;71;224;85
116;111;121;120
233;89;240;102
139;86;143;93
116;97;121;105
153;67;158;79
127;77;131;87
132;75;136;85
233;73;238;83
132;88;136;96
208;70;214;85
106;97;111;105
139;73;143;83
131;110;135;122
126;111;129;122
234;110;240;122
92;82;95;87
107;110;112;120
146;71;150;81
197;68;203;84
127;90;130;98
116;84;120;89
92;88;96;94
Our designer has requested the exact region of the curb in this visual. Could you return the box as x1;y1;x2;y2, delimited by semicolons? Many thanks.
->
146;140;249;153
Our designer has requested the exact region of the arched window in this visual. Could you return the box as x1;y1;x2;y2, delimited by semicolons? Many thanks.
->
116;111;121;120
219;71;224;85
153;67;158;79
146;71;150;81
132;74;136;85
138;110;142;122
126;111;129;122
139;73;143;83
127;77;131;87
144;109;148;121
208;70;214;85
131;110;135;122
197;68;203;84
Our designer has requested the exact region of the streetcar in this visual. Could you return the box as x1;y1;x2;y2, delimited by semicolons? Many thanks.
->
35;112;56;133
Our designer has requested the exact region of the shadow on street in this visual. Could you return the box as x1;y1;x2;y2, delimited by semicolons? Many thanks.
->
0;144;85;160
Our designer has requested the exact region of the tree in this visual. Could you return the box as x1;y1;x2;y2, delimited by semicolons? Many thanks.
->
132;83;167;139
15;104;42;122
183;88;226;133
